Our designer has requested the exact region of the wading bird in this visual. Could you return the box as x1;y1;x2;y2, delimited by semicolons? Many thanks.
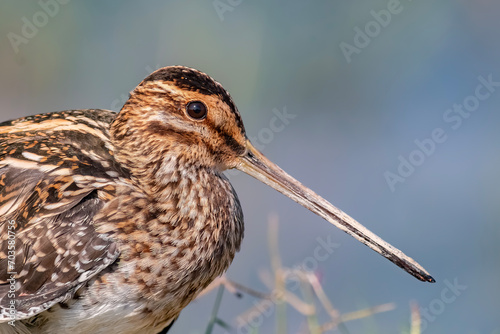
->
0;66;434;334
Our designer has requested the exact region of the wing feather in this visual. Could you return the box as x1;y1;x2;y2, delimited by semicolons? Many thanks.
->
0;110;124;321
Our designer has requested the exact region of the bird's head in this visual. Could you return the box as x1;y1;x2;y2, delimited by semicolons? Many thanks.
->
111;66;248;172
111;66;435;283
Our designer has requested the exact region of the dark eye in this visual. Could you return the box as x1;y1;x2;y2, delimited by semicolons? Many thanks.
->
186;101;207;120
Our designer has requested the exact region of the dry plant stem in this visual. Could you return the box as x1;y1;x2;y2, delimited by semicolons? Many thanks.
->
204;285;225;334
197;277;225;299
259;269;314;315
197;275;268;300
268;215;287;334
225;278;270;299
297;273;321;334
339;303;395;322
410;301;421;334
306;272;341;324
235;299;272;328
320;303;396;332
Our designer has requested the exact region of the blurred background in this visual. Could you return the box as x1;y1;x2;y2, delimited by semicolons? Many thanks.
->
1;1;499;333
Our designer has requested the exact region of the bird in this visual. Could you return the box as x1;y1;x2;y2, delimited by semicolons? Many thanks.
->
0;66;434;333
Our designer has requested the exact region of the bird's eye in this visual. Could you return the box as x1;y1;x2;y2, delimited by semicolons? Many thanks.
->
186;101;207;120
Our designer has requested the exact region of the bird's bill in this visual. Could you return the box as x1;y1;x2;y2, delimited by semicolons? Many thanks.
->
236;140;435;283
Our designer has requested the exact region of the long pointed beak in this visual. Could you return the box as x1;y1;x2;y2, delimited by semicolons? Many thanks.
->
236;140;435;283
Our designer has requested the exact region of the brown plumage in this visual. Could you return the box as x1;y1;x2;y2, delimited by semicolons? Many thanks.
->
0;66;434;333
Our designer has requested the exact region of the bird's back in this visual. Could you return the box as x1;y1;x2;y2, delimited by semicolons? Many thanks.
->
0;109;125;329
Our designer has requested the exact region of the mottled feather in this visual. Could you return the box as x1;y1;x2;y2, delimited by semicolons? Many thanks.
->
0;110;123;320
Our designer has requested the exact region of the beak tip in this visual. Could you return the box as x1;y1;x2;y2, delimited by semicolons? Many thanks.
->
421;274;436;283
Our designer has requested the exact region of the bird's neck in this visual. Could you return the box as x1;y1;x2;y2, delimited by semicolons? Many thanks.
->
122;152;244;254
96;152;244;317
107;115;244;312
